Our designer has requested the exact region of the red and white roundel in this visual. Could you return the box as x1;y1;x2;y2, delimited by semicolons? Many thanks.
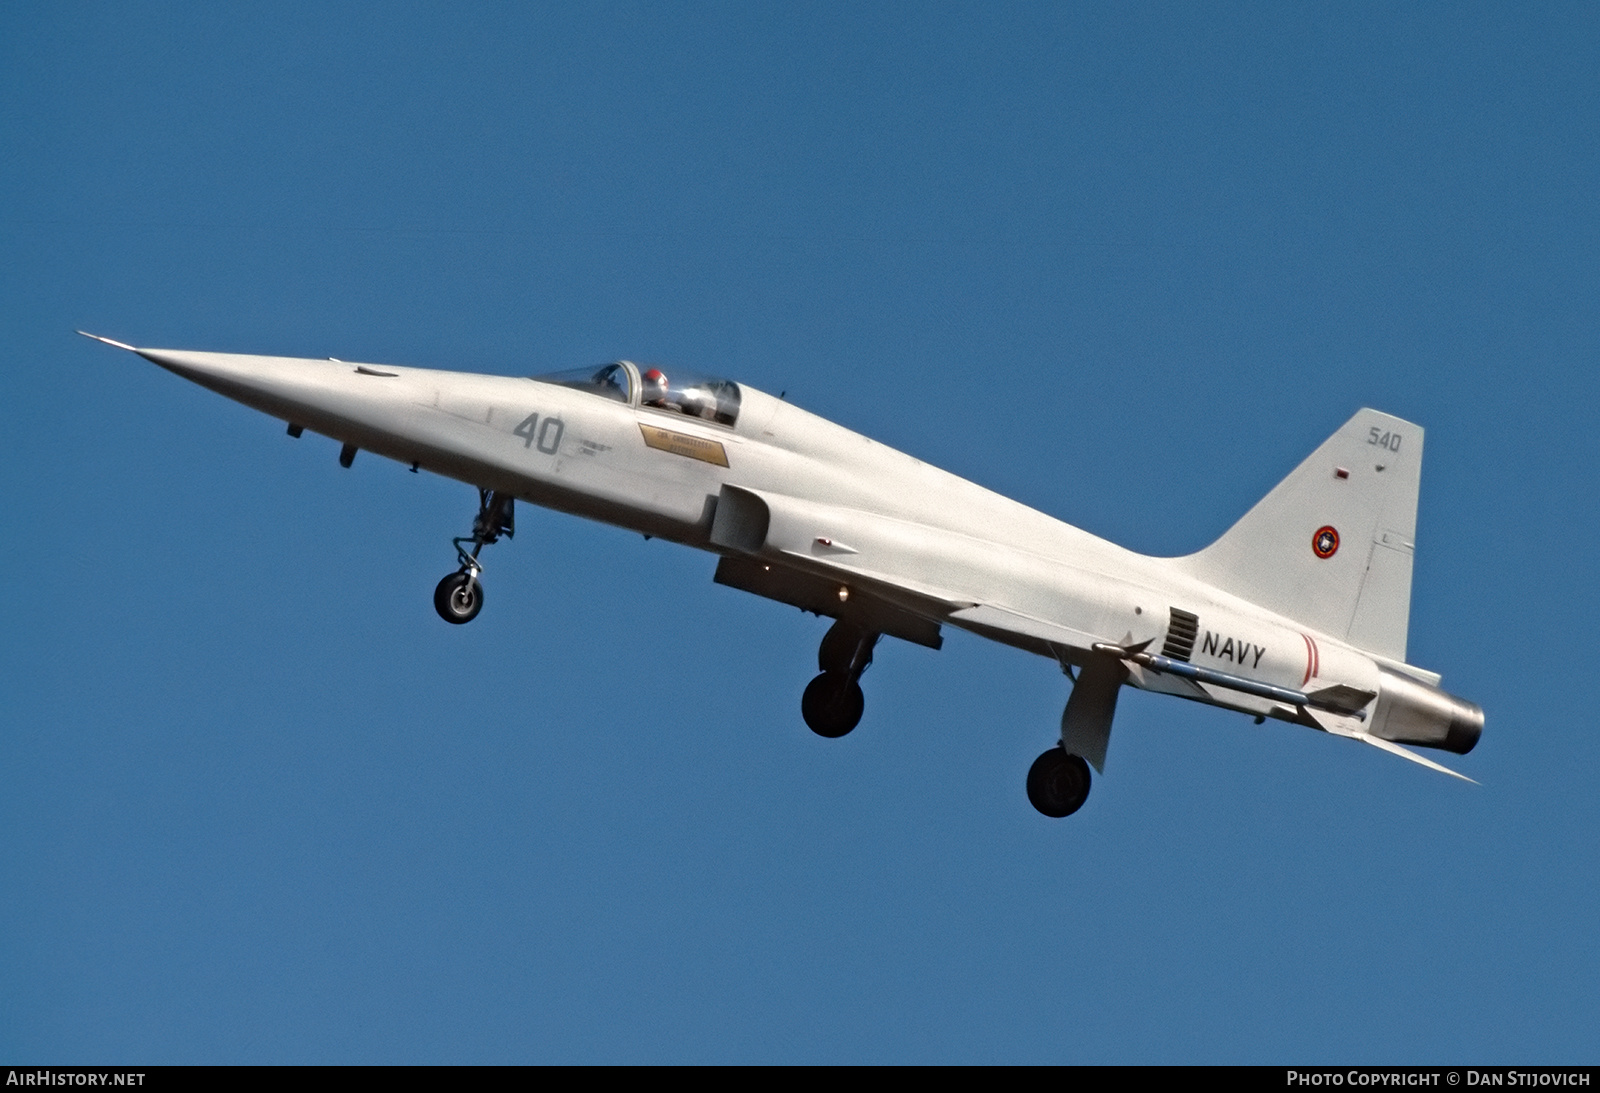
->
1312;525;1340;559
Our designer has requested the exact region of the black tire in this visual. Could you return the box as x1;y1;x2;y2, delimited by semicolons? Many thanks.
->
801;671;865;738
1026;748;1091;818
434;571;484;624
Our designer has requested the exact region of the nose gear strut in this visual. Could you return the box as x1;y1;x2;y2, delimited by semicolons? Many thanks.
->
433;489;514;625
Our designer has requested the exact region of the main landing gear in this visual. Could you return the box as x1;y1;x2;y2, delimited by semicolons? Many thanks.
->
794;620;1100;814
802;620;880;738
1024;654;1120;817
434;489;514;625
1026;747;1091;818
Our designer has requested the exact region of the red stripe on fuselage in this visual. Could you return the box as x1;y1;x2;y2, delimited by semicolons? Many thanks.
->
1300;633;1320;687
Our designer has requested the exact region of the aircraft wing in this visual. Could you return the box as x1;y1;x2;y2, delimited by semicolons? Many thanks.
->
943;604;1109;661
713;553;950;649
709;483;1125;661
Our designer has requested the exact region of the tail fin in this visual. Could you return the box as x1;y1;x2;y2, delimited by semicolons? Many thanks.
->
1175;409;1422;662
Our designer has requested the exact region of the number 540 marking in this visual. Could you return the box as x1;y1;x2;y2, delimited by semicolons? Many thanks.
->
514;412;564;454
1368;427;1402;452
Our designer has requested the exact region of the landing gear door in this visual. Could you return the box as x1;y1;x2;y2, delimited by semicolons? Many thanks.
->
1061;654;1128;773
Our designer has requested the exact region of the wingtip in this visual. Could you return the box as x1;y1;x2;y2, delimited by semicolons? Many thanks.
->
76;330;138;351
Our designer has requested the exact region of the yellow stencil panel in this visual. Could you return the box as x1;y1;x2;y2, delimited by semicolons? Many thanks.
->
638;423;730;467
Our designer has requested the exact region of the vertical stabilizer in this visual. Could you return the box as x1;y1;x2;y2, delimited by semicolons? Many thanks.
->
1175;409;1422;662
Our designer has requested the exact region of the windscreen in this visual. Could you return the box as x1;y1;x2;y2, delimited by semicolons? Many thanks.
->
533;362;632;403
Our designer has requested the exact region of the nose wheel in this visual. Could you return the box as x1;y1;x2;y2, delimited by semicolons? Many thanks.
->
433;489;513;625
802;620;879;737
434;571;484;624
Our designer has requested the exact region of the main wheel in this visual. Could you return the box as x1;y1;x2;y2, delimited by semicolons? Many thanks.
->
801;671;865;738
434;571;484;624
1026;748;1091;818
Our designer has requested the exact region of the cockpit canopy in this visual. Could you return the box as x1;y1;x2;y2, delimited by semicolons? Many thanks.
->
534;361;741;426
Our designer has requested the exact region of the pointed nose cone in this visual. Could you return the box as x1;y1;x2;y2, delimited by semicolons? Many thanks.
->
130;347;316;422
80;333;324;414
119;344;404;443
135;347;294;395
80;332;428;470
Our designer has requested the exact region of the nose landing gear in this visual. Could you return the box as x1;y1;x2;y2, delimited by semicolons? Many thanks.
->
433;489;514;625
434;571;484;624
802;620;879;738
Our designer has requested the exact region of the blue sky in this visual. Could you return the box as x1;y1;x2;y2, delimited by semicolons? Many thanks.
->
3;2;1597;1063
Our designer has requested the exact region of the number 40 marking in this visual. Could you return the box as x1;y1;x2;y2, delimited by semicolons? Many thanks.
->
515;412;564;454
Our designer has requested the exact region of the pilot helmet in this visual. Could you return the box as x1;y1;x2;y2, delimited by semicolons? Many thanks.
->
642;368;668;390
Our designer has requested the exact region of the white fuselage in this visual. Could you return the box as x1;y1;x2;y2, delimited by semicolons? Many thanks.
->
135;346;1391;733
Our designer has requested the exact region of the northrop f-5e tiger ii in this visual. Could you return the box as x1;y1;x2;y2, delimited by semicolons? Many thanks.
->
80;331;1483;816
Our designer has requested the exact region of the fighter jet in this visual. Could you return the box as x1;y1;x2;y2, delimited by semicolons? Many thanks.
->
79;332;1482;816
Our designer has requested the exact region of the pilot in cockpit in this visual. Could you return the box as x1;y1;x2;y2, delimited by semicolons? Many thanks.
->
642;368;674;410
642;366;721;421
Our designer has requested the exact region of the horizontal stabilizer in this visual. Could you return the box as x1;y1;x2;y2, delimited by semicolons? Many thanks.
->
1305;684;1378;715
1359;734;1478;784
